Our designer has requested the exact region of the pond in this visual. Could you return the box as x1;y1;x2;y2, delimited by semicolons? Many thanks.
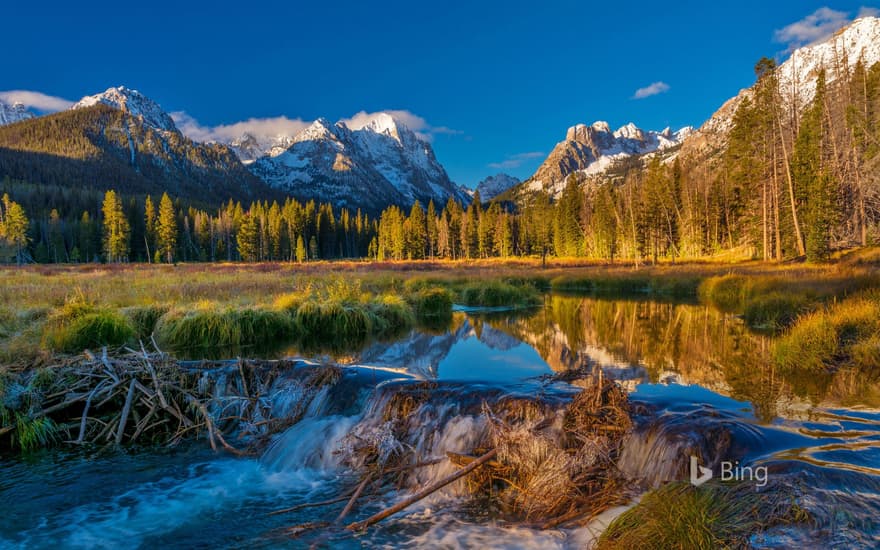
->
2;295;879;548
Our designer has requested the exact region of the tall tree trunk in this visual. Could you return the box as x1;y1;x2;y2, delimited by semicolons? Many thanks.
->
777;116;806;256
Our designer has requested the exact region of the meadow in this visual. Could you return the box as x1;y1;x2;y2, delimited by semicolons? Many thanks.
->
0;250;879;375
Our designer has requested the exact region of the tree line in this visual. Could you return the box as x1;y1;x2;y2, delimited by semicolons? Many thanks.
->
2;55;879;265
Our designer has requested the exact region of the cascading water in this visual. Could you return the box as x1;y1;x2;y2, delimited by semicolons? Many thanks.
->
4;299;880;548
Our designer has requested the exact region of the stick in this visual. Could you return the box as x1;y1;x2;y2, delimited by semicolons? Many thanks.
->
115;379;137;444
268;495;352;516
346;448;498;531
336;474;373;523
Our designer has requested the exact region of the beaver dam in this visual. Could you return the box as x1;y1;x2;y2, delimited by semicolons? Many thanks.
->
2;297;880;548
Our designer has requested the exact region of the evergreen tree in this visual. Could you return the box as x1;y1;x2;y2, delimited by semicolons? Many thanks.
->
1;194;30;265
406;200;427;259
237;213;260;262
101;190;130;263
156;192;178;263
295;235;307;263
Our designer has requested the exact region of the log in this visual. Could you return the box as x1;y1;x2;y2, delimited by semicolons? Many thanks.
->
346;448;498;531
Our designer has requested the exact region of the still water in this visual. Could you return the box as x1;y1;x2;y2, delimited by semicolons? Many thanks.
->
2;295;879;548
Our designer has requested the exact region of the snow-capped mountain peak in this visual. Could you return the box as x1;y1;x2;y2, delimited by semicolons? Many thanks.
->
72;86;177;132
695;16;880;145
0;100;34;126
250;112;468;213
527;120;691;195
361;112;405;142
474;173;521;201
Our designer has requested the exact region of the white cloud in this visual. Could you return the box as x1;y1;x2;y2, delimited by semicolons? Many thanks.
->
632;81;670;100
488;151;545;170
174;108;459;145
0;90;74;112
171;111;311;143
340;109;461;142
773;6;879;52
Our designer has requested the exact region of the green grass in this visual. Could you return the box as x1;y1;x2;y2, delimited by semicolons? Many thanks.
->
598;481;809;549
551;274;701;297
155;304;294;350
774;292;880;373
407;287;453;318
122;304;170;341
42;299;135;353
742;292;813;331
458;281;542;308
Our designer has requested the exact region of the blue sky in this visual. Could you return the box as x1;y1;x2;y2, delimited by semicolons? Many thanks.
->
3;1;878;186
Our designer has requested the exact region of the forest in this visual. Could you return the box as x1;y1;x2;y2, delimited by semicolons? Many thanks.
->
2;57;879;265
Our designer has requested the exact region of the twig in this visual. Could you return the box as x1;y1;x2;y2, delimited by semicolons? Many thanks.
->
268;494;353;516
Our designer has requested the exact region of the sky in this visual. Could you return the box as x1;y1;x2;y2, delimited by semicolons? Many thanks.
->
3;1;879;187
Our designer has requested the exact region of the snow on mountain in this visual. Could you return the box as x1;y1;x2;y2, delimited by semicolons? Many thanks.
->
229;133;295;165
525;121;693;196
72;86;178;133
474;173;521;201
0;100;34;126
696;16;880;145
250;113;470;213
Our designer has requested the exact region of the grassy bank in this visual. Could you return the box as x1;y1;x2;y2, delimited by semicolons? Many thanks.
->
598;481;809;549
1;253;879;365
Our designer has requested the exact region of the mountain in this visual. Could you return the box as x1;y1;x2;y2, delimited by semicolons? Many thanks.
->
0;100;34;126
229;133;295;165
0;87;274;205
521;121;693;197
249;113;470;213
474;173;521;201
72;86;178;133
688;15;880;154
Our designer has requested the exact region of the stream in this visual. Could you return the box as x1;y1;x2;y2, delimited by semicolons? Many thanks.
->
2;295;879;548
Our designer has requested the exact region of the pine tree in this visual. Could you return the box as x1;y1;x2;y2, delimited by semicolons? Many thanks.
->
101;190;130;263
1;194;30;265
236;213;259;262
295;235;307;263
406;200;427;259
156;192;178;263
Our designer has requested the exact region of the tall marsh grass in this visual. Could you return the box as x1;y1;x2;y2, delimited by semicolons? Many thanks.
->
41;299;135;353
155;304;294;350
774;292;880;372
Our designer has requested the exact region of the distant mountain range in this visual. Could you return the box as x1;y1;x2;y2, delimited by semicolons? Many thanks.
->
2;16;880;213
248;113;471;213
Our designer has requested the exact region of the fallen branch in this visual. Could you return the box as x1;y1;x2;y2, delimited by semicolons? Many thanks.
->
346;448;498;531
